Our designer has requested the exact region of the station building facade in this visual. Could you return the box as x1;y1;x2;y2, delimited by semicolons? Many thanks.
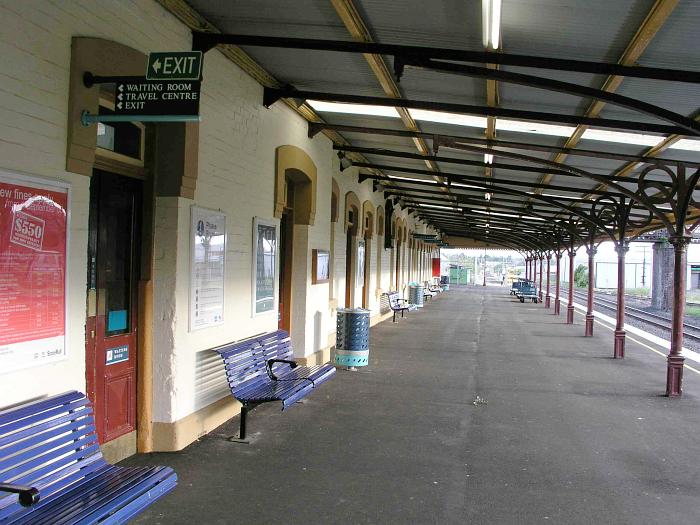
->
0;0;436;460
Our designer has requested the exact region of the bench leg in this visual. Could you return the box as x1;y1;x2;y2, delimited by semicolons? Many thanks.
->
393;311;396;323
228;403;250;443
240;404;248;439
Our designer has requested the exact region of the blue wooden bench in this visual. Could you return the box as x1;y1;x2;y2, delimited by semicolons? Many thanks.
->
213;329;336;441
384;291;417;322
0;391;176;524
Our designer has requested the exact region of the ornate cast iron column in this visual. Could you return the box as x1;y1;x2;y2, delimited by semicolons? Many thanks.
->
566;243;575;324
554;251;562;315
666;235;691;396
538;254;544;302
633;162;699;395
585;245;597;336
525;257;529;281
614;242;629;358
545;253;551;308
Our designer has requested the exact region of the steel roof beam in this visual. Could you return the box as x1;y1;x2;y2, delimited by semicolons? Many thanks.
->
355;164;629;195
266;87;685;136
397;57;700;135
337;146;618;179
309;122;697;166
192;33;700;83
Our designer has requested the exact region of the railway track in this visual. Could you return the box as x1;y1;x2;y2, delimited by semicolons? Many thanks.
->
559;289;700;344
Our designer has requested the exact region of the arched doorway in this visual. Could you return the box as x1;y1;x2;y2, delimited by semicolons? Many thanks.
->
376;205;385;292
329;179;340;302
274;146;317;339
361;201;374;309
344;191;361;307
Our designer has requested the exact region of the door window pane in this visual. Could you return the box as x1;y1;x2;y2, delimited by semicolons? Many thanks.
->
255;223;276;314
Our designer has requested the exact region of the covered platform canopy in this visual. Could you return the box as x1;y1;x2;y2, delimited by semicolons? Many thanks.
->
163;0;700;395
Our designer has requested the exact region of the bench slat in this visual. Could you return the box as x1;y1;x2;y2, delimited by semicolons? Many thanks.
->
0;392;87;427
235;377;312;403
0;454;108;517
0;414;94;462
11;465;174;525
0;406;93;449
1;431;97;484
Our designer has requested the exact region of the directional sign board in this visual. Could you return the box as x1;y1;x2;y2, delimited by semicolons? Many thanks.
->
114;80;200;116
147;51;202;81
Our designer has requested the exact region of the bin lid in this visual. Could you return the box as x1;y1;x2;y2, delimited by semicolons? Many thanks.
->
337;308;371;314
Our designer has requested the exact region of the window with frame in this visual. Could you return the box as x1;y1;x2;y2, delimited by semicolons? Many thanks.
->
253;218;277;315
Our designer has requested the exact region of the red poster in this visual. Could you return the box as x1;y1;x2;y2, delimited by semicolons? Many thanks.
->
0;175;68;373
432;257;441;277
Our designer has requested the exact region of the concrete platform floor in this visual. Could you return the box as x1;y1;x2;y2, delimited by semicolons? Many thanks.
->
125;285;700;524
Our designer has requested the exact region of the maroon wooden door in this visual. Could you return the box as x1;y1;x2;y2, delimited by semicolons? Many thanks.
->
86;170;141;444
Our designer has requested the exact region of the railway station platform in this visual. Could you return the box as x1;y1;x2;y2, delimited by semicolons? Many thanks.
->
125;285;700;524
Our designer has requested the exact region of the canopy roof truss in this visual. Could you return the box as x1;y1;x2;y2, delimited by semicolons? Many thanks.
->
169;0;700;253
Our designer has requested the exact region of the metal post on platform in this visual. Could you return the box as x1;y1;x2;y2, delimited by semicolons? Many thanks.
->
666;236;691;396
525;257;529;281
614;242;629;358
585;245;596;336
567;242;575;324
538;254;544;302
545;253;551;308
554;251;561;315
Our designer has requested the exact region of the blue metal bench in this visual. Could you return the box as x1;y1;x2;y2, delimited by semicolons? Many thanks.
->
384;291;417;322
510;278;526;295
0;391;176;524
516;281;539;303
213;329;336;441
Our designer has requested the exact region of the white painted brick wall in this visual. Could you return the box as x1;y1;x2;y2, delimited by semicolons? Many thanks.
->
0;0;435;428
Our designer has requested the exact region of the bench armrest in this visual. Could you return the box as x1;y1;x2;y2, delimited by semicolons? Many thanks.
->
266;359;298;380
0;483;40;507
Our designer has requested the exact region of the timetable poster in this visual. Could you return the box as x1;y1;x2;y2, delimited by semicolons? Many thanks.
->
0;174;68;374
190;206;226;330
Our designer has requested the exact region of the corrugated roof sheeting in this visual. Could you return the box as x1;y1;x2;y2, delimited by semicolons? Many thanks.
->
243;48;392;96
398;66;485;106
354;0;482;49
595;76;700;127
188;0;349;40
502;0;656;62
636;0;700;69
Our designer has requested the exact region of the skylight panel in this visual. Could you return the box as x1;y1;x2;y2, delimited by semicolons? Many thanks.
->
306;100;400;118
409;109;487;128
580;129;663;147
496;119;575;137
388;175;439;184
417;203;461;210
669;139;700;152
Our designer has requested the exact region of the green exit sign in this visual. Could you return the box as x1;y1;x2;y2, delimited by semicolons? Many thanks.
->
147;51;202;80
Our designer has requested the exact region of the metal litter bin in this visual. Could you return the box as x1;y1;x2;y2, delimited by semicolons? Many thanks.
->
408;283;424;307
335;308;370;369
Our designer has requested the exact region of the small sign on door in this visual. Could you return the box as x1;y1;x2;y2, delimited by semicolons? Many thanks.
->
106;344;128;366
